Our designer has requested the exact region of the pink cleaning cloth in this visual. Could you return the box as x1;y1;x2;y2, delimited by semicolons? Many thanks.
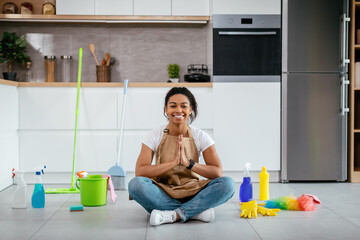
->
102;174;117;203
297;194;321;211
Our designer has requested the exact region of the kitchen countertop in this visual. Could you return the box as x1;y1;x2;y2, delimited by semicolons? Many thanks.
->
0;79;212;88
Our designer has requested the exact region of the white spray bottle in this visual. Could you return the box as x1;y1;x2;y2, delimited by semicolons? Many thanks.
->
11;169;28;209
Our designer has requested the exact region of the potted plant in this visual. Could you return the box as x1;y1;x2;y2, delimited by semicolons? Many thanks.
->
0;32;30;81
167;64;180;83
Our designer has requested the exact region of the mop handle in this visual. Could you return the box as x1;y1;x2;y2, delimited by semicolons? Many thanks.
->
117;79;128;165
71;48;83;189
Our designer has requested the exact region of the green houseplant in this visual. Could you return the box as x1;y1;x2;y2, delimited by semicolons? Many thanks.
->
167;64;180;82
0;32;30;81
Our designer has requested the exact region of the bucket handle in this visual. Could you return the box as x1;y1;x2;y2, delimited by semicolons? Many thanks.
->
75;178;80;190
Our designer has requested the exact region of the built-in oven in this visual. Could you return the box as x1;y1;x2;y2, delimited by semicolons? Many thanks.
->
213;14;281;82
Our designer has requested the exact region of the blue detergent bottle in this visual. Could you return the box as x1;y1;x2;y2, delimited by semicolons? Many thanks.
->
31;166;46;208
239;162;253;202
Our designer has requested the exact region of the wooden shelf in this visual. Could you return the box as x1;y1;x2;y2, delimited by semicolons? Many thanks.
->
0;14;209;24
0;79;213;88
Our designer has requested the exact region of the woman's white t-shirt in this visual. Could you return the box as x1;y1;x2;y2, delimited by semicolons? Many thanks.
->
143;124;215;157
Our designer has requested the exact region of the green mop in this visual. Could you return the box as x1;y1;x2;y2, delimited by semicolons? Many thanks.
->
107;79;128;190
45;48;83;194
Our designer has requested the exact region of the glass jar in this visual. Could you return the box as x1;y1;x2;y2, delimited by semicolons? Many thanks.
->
25;61;33;82
2;2;18;14
60;56;72;82
44;56;56;82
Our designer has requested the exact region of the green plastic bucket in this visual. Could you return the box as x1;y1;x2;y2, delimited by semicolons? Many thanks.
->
76;175;108;206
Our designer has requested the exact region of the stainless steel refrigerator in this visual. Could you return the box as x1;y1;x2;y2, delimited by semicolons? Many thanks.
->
281;0;349;181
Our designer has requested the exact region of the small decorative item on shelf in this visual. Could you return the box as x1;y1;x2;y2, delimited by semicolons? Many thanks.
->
167;64;180;83
20;2;32;14
0;32;31;81
25;61;33;82
44;56;56;82
2;2;18;13
60;55;72;82
42;3;55;15
355;62;360;88
96;65;110;82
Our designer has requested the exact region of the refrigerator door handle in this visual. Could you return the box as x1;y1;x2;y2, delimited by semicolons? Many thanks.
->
341;76;350;116
341;13;350;67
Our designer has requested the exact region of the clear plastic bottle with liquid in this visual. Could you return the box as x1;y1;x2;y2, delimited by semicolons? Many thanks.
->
239;162;253;202
31;166;46;208
11;169;27;209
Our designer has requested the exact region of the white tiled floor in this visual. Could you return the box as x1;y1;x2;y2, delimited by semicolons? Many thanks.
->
1;182;360;240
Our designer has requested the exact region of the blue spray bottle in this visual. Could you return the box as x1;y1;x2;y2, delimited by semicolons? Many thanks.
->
239;162;253;202
31;166;46;208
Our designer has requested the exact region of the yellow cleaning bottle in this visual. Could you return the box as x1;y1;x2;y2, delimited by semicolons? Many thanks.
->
259;166;269;201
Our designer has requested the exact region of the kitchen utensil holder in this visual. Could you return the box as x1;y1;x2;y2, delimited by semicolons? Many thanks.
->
96;65;110;82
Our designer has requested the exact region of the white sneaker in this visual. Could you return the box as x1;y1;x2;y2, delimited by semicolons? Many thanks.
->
150;210;176;226
191;208;215;222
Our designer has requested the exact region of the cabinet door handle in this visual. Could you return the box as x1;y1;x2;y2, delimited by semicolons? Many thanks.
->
341;13;350;67
341;76;349;116
218;31;277;36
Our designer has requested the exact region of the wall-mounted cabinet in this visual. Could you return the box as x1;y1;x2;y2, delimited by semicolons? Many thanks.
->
172;0;209;16
134;0;171;16
212;0;281;15
95;0;133;15
57;0;95;15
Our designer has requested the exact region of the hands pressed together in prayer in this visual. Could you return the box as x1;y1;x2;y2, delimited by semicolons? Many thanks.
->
173;134;191;168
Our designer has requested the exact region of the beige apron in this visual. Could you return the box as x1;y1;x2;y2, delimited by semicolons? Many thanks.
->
152;126;210;199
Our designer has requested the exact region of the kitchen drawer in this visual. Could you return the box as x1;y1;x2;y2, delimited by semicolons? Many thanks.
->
95;0;133;15
134;0;171;16
172;0;209;16
56;0;95;15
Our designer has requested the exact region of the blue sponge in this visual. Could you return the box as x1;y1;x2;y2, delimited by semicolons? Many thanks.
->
70;205;83;212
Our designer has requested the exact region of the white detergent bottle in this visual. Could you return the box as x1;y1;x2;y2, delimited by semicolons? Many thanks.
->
11;169;28;209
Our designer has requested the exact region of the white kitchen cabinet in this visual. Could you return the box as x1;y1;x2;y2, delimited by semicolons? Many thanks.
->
56;0;95;15
212;0;281;15
172;0;209;16
134;0;171;16
19;88;118;130
213;83;280;171
0;84;18;191
18;86;213;182
95;0;133;15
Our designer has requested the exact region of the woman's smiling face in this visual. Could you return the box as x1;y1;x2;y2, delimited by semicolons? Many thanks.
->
165;94;192;124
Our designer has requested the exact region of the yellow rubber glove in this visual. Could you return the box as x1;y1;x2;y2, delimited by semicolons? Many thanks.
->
240;200;258;219
257;206;281;216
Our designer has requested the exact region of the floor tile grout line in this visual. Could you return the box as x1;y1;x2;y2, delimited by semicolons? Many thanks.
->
145;214;150;240
28;197;71;240
246;219;264;240
320;204;360;230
